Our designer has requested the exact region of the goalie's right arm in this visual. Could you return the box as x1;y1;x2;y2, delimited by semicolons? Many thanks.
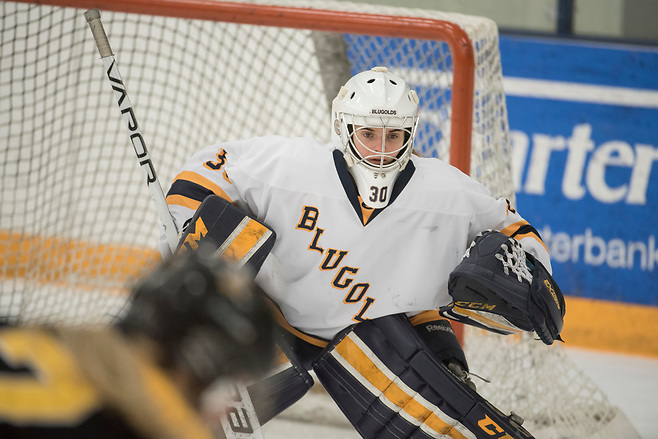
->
439;230;565;345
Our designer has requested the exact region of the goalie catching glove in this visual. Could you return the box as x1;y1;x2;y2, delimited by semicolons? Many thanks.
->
439;230;565;345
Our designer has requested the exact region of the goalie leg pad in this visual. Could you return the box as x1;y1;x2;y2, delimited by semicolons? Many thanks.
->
312;315;535;439
176;195;276;274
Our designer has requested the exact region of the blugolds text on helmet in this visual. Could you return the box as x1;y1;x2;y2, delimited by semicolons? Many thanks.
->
371;109;397;115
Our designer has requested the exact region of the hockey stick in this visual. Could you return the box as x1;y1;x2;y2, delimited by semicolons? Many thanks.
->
84;9;265;439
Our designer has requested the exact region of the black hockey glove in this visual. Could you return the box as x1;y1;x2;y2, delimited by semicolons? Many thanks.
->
442;230;565;345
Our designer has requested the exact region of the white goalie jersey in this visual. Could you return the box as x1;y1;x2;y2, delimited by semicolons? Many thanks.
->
163;136;551;341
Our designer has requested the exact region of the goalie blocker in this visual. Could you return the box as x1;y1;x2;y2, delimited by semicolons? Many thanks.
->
440;230;565;345
175;194;275;275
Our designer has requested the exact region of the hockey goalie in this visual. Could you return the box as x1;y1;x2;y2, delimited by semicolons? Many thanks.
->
164;67;566;439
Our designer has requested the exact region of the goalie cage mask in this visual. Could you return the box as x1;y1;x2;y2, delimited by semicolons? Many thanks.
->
331;66;419;209
118;249;276;386
445;230;565;345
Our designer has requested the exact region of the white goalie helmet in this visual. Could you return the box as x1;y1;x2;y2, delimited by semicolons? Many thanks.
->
332;66;419;209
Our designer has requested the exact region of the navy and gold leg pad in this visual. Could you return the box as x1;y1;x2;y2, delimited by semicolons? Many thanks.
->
312;315;534;439
176;195;275;274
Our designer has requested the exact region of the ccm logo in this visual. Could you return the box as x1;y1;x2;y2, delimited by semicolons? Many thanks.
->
456;301;496;311
477;415;514;439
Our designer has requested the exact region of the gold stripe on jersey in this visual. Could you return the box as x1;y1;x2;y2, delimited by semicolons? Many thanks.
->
265;298;330;348
167;170;233;207
357;196;375;225
499;220;529;237
333;333;473;439
0;329;102;423
166;194;203;211
514;230;549;254
500;220;549;254
408;310;452;326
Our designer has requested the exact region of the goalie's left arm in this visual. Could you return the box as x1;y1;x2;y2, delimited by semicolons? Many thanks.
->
439;230;565;345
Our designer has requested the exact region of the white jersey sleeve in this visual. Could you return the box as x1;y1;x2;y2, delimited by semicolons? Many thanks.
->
159;136;296;257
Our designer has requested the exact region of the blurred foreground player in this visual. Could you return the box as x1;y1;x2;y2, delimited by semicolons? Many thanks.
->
0;250;276;438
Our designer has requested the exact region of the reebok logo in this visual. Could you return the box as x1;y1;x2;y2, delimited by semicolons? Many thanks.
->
425;324;453;334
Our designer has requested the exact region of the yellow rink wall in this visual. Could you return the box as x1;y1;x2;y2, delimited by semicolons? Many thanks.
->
562;295;658;358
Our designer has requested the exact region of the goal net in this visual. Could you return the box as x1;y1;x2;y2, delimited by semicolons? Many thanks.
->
0;1;638;438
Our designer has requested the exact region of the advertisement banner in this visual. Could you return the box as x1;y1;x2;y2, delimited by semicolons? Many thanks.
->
500;36;658;307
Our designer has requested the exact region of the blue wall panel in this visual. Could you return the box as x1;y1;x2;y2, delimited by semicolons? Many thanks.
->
501;35;658;306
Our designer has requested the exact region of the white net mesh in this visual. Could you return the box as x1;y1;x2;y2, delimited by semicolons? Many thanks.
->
0;1;636;438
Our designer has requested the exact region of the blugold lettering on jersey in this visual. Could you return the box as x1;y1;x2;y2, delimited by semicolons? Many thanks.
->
181;216;208;251
320;249;348;270
335;334;469;439
296;206;319;231
477;414;513;439
344;284;369;303
332;266;359;289
309;228;324;254
296;206;377;321
353;297;375;322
